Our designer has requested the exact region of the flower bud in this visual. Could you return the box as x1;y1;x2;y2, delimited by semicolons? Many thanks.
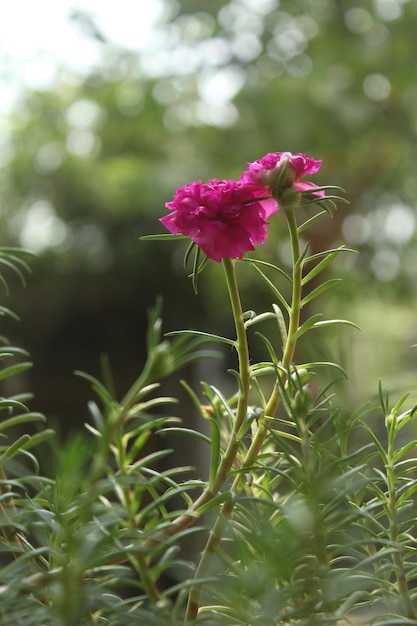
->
275;187;302;209
294;385;313;418
145;340;175;382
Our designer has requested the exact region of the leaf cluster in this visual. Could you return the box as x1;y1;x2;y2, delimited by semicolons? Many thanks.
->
2;239;417;626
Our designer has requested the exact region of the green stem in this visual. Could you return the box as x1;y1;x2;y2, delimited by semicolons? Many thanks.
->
386;418;415;619
282;207;302;368
184;258;251;622
184;213;304;622
251;208;302;425
161;259;251;544
230;208;303;488
222;257;251;434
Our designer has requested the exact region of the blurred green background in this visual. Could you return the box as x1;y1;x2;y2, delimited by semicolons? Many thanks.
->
1;0;417;429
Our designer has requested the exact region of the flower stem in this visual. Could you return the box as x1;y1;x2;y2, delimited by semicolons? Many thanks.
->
282;207;302;367
386;415;415;619
245;208;303;434
184;258;251;622
221;257;251;435
184;213;304;622
150;263;245;551
225;207;303;496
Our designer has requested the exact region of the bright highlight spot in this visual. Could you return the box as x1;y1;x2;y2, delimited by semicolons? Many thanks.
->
18;201;68;253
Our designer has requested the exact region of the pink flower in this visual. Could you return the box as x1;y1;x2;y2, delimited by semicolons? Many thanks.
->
160;179;278;262
241;152;324;201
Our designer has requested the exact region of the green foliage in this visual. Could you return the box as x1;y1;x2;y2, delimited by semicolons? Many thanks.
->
2;201;417;624
2;3;417;616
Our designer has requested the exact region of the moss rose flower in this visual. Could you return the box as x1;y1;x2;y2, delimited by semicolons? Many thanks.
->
160;179;278;262
241;152;324;205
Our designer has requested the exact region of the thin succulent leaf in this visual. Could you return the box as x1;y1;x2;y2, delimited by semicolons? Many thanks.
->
198;605;247;623
157;427;211;446
378;380;390;415
372;617;417;625
84;422;101;438
242;256;291;282
0;248;35;269
312;319;361;331
75;371;116;406
361;422;389;464
0;306;19;321
392;392;411;415
171;332;219;355
183;239;195;270
249;264;291;313
179;379;211;422
300;278;342;307
293;240;311;273
398;482;417;507
297;210;329;233
132;383;162;403
350;547;400;570
227;367;246;395
254;332;280;367
273;303;288;347
242;309;257;321
395;456;417;472
0;255;25;285
304;245;356;265
251;377;267;409
133;396;178;413
145;297;164;354
297;360;348;378
175;348;221;370
268;428;301;444
166;329;237;348
302;247;356;285
0;398;28;412
0;347;29;358
394;409;416;432
208;385;236;421
140;233;187;241
0;362;32;381
192;491;230;516
139;464;195;486
201;381;238;414
312;198;336;215
0;429;54;464
290;313;323;341
394;440;417;463
314;192;348;206
164;574;221;599
169;335;223;369
18;429;55;451
250;362;277;378
305;184;346;195
191;244;202;294
0;254;30;286
209;419;221;489
126;449;173;471
0;412;45;431
138;484;204;521
98;353;117;402
243;311;275;328
274;365;296;420
85;400;105;431
0;273;8;294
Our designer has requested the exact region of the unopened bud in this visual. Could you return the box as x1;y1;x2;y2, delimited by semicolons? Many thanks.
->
294;385;313;417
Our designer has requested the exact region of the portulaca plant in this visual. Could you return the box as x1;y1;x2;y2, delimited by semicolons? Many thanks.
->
1;152;417;625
